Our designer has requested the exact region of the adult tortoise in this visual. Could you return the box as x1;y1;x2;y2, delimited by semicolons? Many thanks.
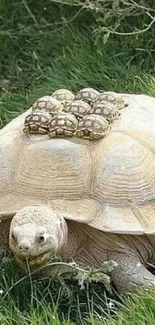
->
1;93;155;294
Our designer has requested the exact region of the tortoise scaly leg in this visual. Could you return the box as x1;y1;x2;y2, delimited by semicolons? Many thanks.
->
64;130;74;137
76;130;85;138
110;253;155;294
49;131;56;138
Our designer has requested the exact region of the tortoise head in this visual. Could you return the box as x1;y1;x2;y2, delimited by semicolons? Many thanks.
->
9;206;68;268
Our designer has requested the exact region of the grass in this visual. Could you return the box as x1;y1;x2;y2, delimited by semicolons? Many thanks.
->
2;29;155;127
1;254;155;325
1;1;155;324
1;2;155;127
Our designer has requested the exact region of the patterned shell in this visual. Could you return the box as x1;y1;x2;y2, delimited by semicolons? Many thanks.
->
95;92;126;109
75;88;100;104
49;113;78;131
64;100;91;119
76;114;109;133
32;96;63;115
23;111;51;134
90;101;120;122
25;111;51;125
51;89;75;101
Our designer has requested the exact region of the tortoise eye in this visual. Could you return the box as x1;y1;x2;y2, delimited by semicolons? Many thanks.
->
37;234;45;244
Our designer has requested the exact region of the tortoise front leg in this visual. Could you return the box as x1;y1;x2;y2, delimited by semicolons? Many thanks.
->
64;130;74;137
110;252;155;294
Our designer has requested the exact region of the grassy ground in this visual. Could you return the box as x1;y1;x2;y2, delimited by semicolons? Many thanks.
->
1;254;155;325
1;1;155;324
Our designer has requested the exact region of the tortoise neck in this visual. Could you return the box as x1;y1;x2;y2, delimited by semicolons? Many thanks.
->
60;220;87;260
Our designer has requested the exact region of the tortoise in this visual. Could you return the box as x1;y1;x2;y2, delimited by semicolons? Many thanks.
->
2;92;155;294
64;100;92;120
75;114;110;140
95;91;127;109
75;88;99;105
51;89;75;103
32;95;63;115
23;111;51;134
89;101;120;123
49;112;78;138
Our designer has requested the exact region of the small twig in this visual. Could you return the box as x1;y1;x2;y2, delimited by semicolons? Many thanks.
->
48;0;84;7
129;0;155;13
99;14;155;36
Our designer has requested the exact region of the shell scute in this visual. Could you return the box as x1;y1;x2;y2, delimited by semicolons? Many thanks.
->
51;89;75;102
23;111;51;134
75;88;100;104
64;100;91;120
90;101;120;122
76;114;110;140
32;96;63;115
95;91;127;109
49;113;78;137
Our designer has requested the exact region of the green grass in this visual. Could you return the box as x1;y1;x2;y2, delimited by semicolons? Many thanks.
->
1;1;155;324
1;28;155;127
0;253;123;324
1;2;155;128
1;254;155;325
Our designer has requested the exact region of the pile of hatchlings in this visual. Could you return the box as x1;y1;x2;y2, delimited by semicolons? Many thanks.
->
23;88;128;140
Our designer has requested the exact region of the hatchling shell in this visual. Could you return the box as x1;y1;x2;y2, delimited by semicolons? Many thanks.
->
76;114;110;140
32;96;63;115
95;92;127;109
51;89;75;102
90;101;120;123
75;88;100;105
49;112;78;138
23;111;51;134
64;100;91;120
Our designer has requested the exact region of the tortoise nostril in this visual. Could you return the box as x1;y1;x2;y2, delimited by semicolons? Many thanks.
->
18;241;31;252
19;245;28;251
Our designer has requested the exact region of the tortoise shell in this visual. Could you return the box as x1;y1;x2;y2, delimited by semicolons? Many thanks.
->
95;92;127;109
90;101;120;123
75;88;100;105
2;93;155;236
64;100;91;120
51;89;75;102
49;112;78;138
23;111;51;134
76;114;110;140
32;96;63;115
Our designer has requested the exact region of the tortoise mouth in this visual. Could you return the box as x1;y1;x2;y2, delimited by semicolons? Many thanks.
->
15;251;51;268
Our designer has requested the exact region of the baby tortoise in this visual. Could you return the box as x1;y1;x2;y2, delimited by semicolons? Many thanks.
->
23;111;51;134
75;88;99;105
95;91;127;109
64;100;91;121
49;112;78;138
90;101;120;123
51;89;75;103
32;96;63;116
76;114;110;140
